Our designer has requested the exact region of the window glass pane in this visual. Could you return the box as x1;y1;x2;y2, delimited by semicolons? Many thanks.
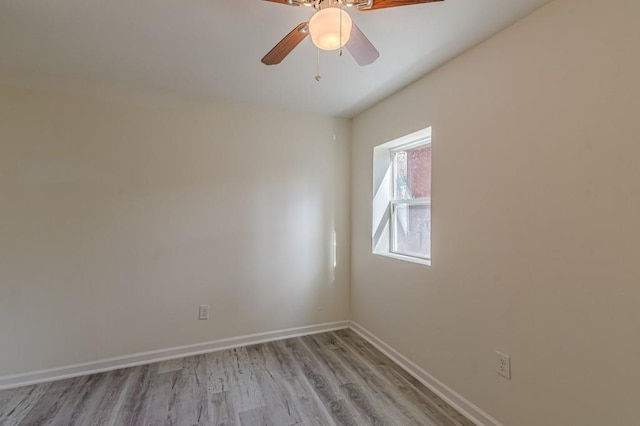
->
407;145;431;198
394;151;409;199
394;145;431;200
393;203;431;259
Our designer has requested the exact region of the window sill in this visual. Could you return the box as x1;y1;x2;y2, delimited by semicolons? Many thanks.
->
373;252;431;266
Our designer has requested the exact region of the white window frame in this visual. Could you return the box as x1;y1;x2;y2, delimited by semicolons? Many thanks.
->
389;142;431;261
372;127;432;266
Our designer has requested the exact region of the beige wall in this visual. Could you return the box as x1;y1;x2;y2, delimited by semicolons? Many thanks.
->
3;0;640;422
351;0;640;424
0;85;351;376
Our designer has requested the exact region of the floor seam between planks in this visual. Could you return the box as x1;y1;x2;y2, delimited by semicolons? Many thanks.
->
0;330;474;426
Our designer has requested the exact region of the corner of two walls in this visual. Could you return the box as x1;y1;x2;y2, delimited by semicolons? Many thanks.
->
4;0;640;423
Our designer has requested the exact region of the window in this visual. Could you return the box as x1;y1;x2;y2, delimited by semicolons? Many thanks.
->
372;128;431;265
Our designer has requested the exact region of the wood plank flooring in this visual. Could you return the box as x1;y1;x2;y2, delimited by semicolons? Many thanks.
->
0;330;474;426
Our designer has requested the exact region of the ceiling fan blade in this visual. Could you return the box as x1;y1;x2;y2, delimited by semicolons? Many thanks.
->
346;24;379;66
262;0;299;6
261;23;309;65
358;0;443;11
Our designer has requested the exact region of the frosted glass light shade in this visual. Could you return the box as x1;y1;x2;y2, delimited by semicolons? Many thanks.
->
309;8;352;51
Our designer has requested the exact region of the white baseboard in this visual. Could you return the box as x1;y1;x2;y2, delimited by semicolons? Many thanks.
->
0;321;349;391
349;321;502;426
1;319;500;426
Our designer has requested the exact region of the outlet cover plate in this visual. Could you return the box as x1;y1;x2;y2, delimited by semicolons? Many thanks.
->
199;305;210;320
496;352;511;379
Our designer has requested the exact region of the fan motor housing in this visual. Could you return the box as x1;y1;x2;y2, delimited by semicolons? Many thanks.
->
286;0;373;10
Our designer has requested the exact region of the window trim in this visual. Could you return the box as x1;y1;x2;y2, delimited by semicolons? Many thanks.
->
389;137;431;154
372;127;432;267
377;250;432;266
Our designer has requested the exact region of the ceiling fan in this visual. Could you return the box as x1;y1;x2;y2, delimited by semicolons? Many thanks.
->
262;0;444;67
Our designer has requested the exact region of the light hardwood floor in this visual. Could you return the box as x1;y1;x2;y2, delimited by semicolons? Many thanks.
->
0;329;474;426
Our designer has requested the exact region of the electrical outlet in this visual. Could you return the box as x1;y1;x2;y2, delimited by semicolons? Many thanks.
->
198;305;210;320
496;352;511;379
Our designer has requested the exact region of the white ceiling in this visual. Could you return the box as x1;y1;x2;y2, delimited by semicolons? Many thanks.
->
0;0;552;117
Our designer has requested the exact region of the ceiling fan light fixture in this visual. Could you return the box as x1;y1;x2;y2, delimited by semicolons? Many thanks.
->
309;8;352;51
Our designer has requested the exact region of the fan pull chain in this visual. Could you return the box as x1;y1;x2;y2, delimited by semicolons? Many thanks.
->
315;47;321;81
339;1;343;57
